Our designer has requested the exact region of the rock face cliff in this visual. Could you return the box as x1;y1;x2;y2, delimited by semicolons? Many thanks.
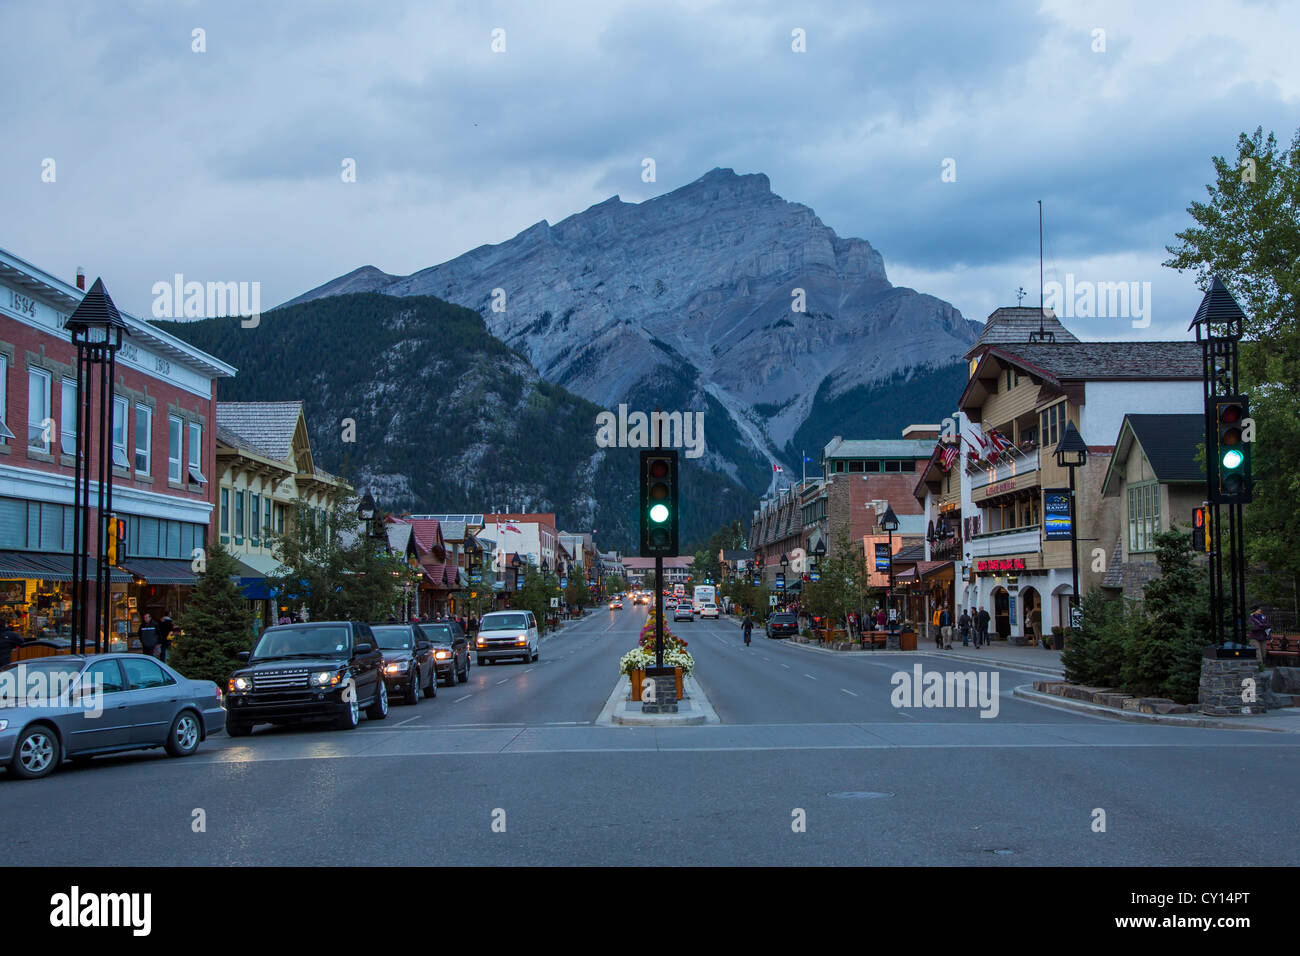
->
286;168;977;494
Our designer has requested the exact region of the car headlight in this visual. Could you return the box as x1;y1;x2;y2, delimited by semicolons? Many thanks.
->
476;637;486;646
384;662;408;676
434;650;450;660
0;719;7;732
515;635;528;645
310;671;339;687
229;676;253;693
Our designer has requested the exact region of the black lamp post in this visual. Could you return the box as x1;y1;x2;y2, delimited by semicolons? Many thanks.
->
1053;420;1088;647
511;553;522;593
780;552;789;609
65;279;128;654
357;491;381;538
880;505;900;649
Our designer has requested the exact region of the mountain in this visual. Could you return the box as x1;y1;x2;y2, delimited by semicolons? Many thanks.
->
157;293;756;553
285;168;979;495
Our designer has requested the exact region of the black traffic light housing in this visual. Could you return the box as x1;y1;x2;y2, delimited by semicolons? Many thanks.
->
639;449;678;557
1210;396;1253;504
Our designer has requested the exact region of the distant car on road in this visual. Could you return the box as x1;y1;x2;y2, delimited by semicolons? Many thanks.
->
766;613;799;639
673;605;694;622
225;621;389;735
700;603;719;619
1;654;225;779
370;623;439;704
475;610;539;665
422;620;470;685
609;600;624;610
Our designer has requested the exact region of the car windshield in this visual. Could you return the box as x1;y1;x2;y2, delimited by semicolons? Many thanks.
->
482;614;527;630
423;625;453;643
0;659;84;702
370;626;415;650
252;625;350;659
772;614;796;623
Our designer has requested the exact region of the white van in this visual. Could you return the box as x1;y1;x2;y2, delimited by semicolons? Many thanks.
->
475;610;539;665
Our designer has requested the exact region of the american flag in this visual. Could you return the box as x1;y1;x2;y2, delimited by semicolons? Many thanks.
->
939;444;959;470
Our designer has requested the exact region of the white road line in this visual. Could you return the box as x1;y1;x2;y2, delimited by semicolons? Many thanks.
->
840;688;858;697
804;674;817;681
453;694;472;702
394;715;424;726
896;710;916;719
781;664;790;670
524;668;534;673
762;657;771;662
495;678;510;685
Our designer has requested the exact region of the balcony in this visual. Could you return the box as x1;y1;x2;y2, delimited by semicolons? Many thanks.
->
968;526;1042;558
967;448;1039;494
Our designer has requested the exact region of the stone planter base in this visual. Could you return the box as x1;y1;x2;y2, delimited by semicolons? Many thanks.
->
1199;653;1266;715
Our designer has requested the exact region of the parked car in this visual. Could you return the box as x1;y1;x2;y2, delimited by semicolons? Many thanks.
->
766;613;799;639
1;654;225;780
370;623;438;704
673;604;694;622
475;610;539;665
700;603;719;619
422;620;469;685
225;621;388;735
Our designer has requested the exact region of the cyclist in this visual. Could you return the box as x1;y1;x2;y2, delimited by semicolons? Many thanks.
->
742;612;753;646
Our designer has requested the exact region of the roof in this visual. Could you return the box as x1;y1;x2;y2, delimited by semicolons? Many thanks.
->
438;520;467;543
823;437;935;459
966;307;1078;355
893;543;927;564
216;402;304;461
1101;413;1206;497
986;342;1203;381
1100;539;1125;588
406;518;447;559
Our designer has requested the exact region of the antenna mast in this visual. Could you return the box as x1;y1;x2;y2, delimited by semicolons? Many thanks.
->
1029;199;1054;343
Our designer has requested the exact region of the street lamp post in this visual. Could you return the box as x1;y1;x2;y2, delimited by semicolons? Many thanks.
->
65;279;129;654
780;553;789;612
1053;421;1088;648
880;505;900;651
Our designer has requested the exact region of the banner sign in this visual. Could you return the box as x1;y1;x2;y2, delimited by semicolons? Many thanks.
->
1043;488;1073;541
875;543;892;572
977;558;1025;572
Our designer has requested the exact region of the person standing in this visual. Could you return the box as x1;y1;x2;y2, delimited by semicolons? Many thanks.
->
1248;606;1271;662
932;605;943;649
940;606;953;649
157;612;174;663
958;608;972;647
876;607;887;631
976;606;990;649
138;613;159;658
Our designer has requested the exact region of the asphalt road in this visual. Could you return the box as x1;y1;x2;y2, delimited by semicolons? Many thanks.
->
3;604;1297;866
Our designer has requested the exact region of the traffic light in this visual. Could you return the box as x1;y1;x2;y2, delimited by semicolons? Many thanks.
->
106;514;125;565
1212;397;1252;504
1192;507;1211;553
639;449;678;557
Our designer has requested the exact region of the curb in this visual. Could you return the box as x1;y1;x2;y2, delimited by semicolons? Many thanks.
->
1012;684;1298;732
596;673;720;726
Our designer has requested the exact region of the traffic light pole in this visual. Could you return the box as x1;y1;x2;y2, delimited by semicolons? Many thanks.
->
655;554;664;669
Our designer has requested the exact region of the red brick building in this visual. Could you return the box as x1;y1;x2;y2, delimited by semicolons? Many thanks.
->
0;247;234;646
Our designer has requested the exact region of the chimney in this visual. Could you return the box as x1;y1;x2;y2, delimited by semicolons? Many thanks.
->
75;267;85;291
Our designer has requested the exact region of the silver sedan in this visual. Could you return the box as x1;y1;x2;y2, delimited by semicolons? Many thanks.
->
0;654;226;780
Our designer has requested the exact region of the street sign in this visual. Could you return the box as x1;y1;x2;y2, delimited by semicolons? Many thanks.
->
769;595;778;607
775;573;785;589
1069;605;1083;629
560;576;567;587
810;571;820;582
874;543;892;572
1043;489;1073;541
550;598;559;608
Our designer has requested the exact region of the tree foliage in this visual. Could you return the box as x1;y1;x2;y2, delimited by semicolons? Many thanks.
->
801;528;874;628
170;538;255;684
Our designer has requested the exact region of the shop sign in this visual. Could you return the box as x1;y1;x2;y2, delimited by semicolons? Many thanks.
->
874;543;892;572
1009;595;1017;626
987;478;1017;496
977;558;1025;572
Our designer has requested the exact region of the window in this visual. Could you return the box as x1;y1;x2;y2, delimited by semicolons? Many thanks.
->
848;460;864;473
834;460;845;473
1128;482;1161;553
1039;402;1066;450
864;460;881;472
264;497;272;537
0;357;12;443
82;660;124;694
111;396;129;468
220;488;230;535
188;421;206;484
234;490;245;541
58;378;77;455
885;460;901;472
168;416;183;482
122;657;174;690
274;503;285;533
251;494;261;544
27;367;51;452
134;404;151;474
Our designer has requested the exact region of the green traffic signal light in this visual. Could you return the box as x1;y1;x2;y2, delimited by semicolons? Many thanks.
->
650;503;669;523
1222;448;1244;470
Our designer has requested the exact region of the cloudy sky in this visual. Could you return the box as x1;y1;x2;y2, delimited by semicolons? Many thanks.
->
3;0;1297;339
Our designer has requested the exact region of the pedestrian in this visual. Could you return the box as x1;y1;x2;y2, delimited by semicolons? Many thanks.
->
138;612;160;658
742;612;753;646
1248;606;1270;661
0;618;23;667
876;607;887;630
958;608;972;647
157;612;174;663
940;606;953;649
976;606;990;649
932;605;943;649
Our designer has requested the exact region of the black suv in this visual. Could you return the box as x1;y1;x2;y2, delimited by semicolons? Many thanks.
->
421;620;470;685
225;621;389;735
370;623;439;704
765;613;799;639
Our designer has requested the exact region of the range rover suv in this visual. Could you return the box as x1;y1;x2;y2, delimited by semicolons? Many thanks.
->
225;621;389;735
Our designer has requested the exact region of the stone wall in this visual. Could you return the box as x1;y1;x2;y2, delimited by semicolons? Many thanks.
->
1199;656;1266;716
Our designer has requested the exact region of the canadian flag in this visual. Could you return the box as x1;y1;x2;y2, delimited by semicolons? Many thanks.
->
505;522;521;533
772;464;783;472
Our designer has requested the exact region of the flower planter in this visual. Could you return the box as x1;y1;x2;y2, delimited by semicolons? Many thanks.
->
628;667;684;700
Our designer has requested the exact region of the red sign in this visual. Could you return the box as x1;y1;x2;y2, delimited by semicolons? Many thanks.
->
978;558;1025;572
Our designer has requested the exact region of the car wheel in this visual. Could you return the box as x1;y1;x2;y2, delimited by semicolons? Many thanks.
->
405;675;420;706
366;680;389;720
425;665;440;696
11;725;59;779
226;719;252;737
532;645;539;662
334;687;361;730
458;657;468;682
477;656;486;666
165;711;202;757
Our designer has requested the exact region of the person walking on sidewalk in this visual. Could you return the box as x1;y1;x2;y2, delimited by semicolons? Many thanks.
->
958;608;972;647
742;613;753;646
976;606;990;649
940;606;953;649
932;606;943;649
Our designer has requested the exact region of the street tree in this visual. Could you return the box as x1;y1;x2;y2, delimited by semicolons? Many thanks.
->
169;538;256;684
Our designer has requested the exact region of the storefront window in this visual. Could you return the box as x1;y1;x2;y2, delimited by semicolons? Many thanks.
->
168;416;183;482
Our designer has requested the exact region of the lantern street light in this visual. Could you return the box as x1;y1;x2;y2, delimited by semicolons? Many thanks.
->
1053;420;1088;647
780;552;789;609
65;278;129;654
880;505;900;648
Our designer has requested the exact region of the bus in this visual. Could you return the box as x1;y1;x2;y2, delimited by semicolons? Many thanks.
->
693;585;716;608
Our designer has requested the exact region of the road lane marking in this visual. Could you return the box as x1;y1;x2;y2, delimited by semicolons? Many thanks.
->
896;710;916;719
804;674;817;681
781;664;790;669
453;694;472;702
524;668;534;673
496;678;510;684
395;715;424;726
840;689;858;697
